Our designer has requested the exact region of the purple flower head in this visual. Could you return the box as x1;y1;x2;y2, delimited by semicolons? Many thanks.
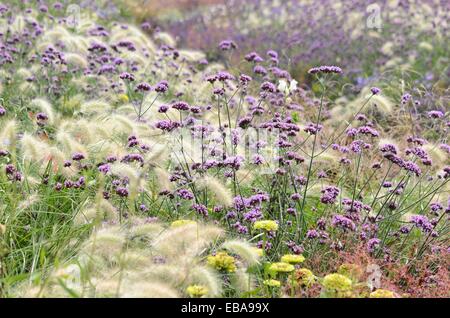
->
0;106;6;116
239;74;252;85
427;110;444;119
370;87;381;95
308;65;342;75
5;164;15;175
192;203;208;217
177;189;194;200
98;163;111;174
402;161;421;176
320;186;340;204
217;71;235;82
218;40;237;51
116;187;129;197
154;80;169;93
72;153;85;161
136;82;152;92
119;72;135;81
36;112;48;122
243;207;263;222
410;215;433;233
306;229;319;239
332;214;356;231
267;50;278;59
253;65;267;75
367;238;381;253
172;101;190;111
155;120;180;132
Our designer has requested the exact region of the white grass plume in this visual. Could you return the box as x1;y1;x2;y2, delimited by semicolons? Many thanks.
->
198;176;233;207
222;240;261;266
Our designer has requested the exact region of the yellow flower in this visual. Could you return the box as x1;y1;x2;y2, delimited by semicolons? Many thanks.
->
253;220;278;232
118;94;129;103
369;289;395;298
281;254;305;264
296;268;315;287
253;247;264;257
207;252;236;273
186;285;208;297
170;219;197;228
263;279;281;288
322;273;352;292
269;262;295;273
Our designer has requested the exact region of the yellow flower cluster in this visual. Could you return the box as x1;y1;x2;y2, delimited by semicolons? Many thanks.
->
207;252;236;273
170;219;197;228
281;254;305;264
263;279;281;287
186;285;208;297
269;262;295;273
296;268;316;287
117;94;129;103
253;220;278;232
322;273;353;292
369;289;395;298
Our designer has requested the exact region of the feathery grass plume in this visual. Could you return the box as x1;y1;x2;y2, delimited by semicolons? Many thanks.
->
120;281;180;298
18;81;36;94
48;146;68;174
115;104;136;115
82;226;126;261
198;176;233;207
56;131;87;157
179;50;206;63
153;167;173;192
154;32;176;47
314;150;339;165
16;68;32;80
63;35;90;54
151;223;224;259
41;26;70;44
129;223;164;241
20;133;51;162
119;251;153;269
139;264;187;287
231;267;254;293
64;53;89;69
143;142;169;165
30;98;55;124
235;169;255;185
74;197;119;225
188;266;222;297
110;162;142;198
120;51;148;66
110;25;156;53
17;193;39;211
61;94;84;114
422;144;447;166
10;15;26;33
369;94;394;114
0;120;18;151
79;100;112;115
222;240;261;266
64;119;93;144
106;115;135;135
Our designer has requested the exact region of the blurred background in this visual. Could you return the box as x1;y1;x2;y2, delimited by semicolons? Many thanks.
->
118;0;449;94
